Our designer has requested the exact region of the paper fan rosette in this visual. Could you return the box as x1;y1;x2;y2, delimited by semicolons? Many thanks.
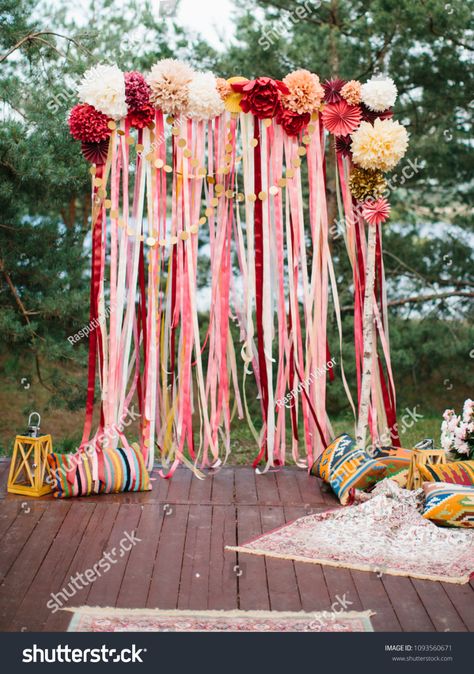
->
81;139;110;165
322;100;362;136
362;197;391;226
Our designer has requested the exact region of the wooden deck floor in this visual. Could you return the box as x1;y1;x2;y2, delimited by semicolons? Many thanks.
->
0;459;472;632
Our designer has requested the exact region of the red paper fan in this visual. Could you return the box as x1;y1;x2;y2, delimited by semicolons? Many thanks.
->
322;78;346;104
362;197;391;226
81;139;110;165
360;104;393;124
322;100;362;136
335;134;352;157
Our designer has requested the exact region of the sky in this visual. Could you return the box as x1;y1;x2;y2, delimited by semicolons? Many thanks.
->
174;0;236;49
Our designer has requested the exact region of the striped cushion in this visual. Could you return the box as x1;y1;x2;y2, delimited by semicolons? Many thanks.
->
422;482;474;528
47;444;151;498
418;460;474;486
310;434;411;505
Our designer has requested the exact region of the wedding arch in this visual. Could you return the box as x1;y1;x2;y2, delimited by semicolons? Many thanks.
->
67;61;409;477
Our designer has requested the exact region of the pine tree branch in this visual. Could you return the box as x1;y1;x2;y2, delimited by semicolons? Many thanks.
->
0;30;92;64
341;290;474;312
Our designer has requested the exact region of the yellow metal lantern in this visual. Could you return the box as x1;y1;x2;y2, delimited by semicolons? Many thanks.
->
7;413;53;497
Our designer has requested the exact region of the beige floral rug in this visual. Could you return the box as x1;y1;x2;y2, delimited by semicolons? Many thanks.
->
226;480;474;584
66;607;374;632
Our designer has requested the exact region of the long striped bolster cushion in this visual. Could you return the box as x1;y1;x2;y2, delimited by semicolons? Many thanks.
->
47;444;151;498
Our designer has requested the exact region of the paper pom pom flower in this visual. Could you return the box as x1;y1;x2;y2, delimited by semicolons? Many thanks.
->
216;77;232;101
362;197;391;226
125;71;151;111
77;64;127;120
335;135;352;157
147;59;194;115
281;69;324;115
187;72;225;120
127;104;155;129
124;71;154;128
68;104;112;143
81;139;109;165
340;80;361;106
276;108;310;136
322;78;346;104
361;76;397;112
350;118;409;172
360;104;393;124
348;167;387;201
232;77;289;119
321;100;362;136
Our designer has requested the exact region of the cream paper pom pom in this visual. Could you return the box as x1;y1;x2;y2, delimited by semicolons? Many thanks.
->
147;59;194;116
187;72;225;120
350;118;409;172
77;64;127;120
360;76;398;112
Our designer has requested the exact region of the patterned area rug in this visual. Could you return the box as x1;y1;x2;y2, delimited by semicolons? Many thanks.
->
66;607;374;632
227;480;474;584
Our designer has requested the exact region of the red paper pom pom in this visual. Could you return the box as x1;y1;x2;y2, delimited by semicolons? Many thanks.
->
127;104;155;129
81;139;110;165
362;197;391;226
276;108;310;136
321;100;362;136
232;77;290;119
322;78;346;104
125;71;151;111
68;104;111;143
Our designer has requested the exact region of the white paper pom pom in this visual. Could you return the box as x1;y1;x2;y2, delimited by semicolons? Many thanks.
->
186;72;225;121
361;76;398;112
77;64;127;120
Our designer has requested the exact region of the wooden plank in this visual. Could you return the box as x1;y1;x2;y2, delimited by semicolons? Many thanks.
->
234;468;257;504
0;501;71;631
284;506;331;612
116;504;164;609
146;504;189;609
0;501;25;539
411;579;467;632
188;471;213;504
322;565;364;613
441;582;474;632
255;471;279;504
236;505;269;610
275;469;301;504
44;503;120;631
294;468;328;507
208;505;238;609
0;460;10;498
259;505;301;611
165;467;192;503
84;503;142;609
9;501;94;632
210;467;234;504
0;503;46;582
381;575;435;632
350;570;401;632
178;505;212;609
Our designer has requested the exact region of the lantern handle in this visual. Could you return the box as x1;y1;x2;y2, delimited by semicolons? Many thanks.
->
28;412;41;427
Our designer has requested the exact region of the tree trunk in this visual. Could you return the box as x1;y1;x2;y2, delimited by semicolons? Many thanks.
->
356;223;377;449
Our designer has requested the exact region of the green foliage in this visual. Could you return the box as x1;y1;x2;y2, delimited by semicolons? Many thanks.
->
0;0;472;424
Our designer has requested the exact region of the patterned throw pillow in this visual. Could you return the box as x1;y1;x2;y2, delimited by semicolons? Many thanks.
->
418;460;474;486
422;482;474;528
47;444;151;498
310;434;412;505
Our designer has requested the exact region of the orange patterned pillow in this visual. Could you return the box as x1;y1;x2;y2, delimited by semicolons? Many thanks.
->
418;460;474;486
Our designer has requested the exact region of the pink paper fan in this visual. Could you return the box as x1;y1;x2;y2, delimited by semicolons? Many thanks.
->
81;139;110;165
362;197;391;226
322;100;362;136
